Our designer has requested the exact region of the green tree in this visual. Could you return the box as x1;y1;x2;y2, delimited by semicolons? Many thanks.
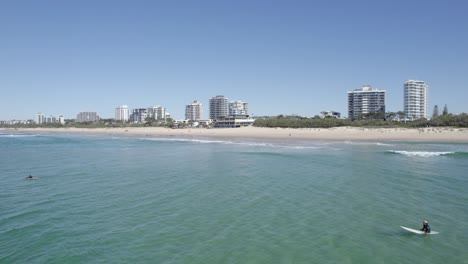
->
164;118;174;127
385;112;396;121
396;111;405;120
442;104;448;115
145;116;156;126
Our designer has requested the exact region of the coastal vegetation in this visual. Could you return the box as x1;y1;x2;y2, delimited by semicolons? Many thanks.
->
2;114;468;129
0;118;174;129
253;113;468;128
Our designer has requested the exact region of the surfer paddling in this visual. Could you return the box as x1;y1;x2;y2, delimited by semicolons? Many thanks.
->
420;220;431;235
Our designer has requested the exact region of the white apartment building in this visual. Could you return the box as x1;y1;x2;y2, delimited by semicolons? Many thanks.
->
45;116;57;123
130;108;148;123
58;115;65;125
348;85;386;119
209;95;228;120
76;112;100;122
185;100;203;120
147;106;166;120
115;105;129;122
404;80;428;120
35;113;45;124
229;100;249;116
35;113;65;124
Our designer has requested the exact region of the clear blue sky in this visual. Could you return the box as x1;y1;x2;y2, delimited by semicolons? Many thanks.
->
1;0;467;120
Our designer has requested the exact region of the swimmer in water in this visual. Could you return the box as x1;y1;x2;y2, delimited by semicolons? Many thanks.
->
25;175;34;179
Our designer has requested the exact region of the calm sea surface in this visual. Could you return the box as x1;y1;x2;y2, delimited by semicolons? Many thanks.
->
1;132;467;263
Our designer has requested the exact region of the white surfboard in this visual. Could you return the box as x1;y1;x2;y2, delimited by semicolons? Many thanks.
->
400;226;439;234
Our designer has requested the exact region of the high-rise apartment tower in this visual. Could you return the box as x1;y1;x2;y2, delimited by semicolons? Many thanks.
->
76;112;100;122
404;80;428;120
229;101;249;116
147;106;166;120
35;113;45;124
209;95;228;120
186;100;203;120
115;105;129;122
348;85;386;119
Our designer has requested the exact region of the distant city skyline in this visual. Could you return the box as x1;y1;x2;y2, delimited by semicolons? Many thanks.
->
1;1;467;120
0;80;457;122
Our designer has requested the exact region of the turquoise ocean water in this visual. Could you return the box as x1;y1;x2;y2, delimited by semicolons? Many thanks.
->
1;132;467;263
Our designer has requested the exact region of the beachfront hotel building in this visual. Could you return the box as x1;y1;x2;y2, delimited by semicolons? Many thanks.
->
128;106;167;123
148;106;166;121
229;101;249;116
35;113;45;124
209;95;228;120
404;80;428;120
214;115;255;128
46;116;57;123
130;108;148;123
76;112;100;122
347;85;386;119
115;105;129;122
185;100;203;121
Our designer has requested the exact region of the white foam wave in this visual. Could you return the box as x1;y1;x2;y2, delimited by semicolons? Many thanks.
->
139;137;323;150
389;150;454;157
375;143;394;146
287;146;322;150
141;138;228;144
344;141;395;146
0;134;38;138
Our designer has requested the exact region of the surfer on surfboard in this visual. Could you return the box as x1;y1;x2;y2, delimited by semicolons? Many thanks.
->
420;220;431;234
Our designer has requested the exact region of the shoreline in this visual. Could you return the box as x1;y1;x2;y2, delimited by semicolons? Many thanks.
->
3;126;468;143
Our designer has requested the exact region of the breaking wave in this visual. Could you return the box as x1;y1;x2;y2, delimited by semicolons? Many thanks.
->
344;141;395;146
0;134;38;138
387;150;468;158
139;137;323;150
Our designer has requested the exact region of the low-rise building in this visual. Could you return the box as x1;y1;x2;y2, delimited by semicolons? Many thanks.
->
320;111;341;118
214;115;255;128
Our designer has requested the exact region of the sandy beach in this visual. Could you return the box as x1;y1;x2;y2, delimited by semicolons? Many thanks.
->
4;126;468;143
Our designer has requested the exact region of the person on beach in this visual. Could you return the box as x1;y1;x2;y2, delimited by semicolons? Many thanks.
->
420;220;431;234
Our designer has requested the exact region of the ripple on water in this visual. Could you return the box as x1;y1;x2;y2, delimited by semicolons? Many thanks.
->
1;135;468;263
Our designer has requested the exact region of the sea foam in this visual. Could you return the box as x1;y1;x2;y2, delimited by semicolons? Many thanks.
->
388;150;455;157
0;134;38;138
139;137;323;150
